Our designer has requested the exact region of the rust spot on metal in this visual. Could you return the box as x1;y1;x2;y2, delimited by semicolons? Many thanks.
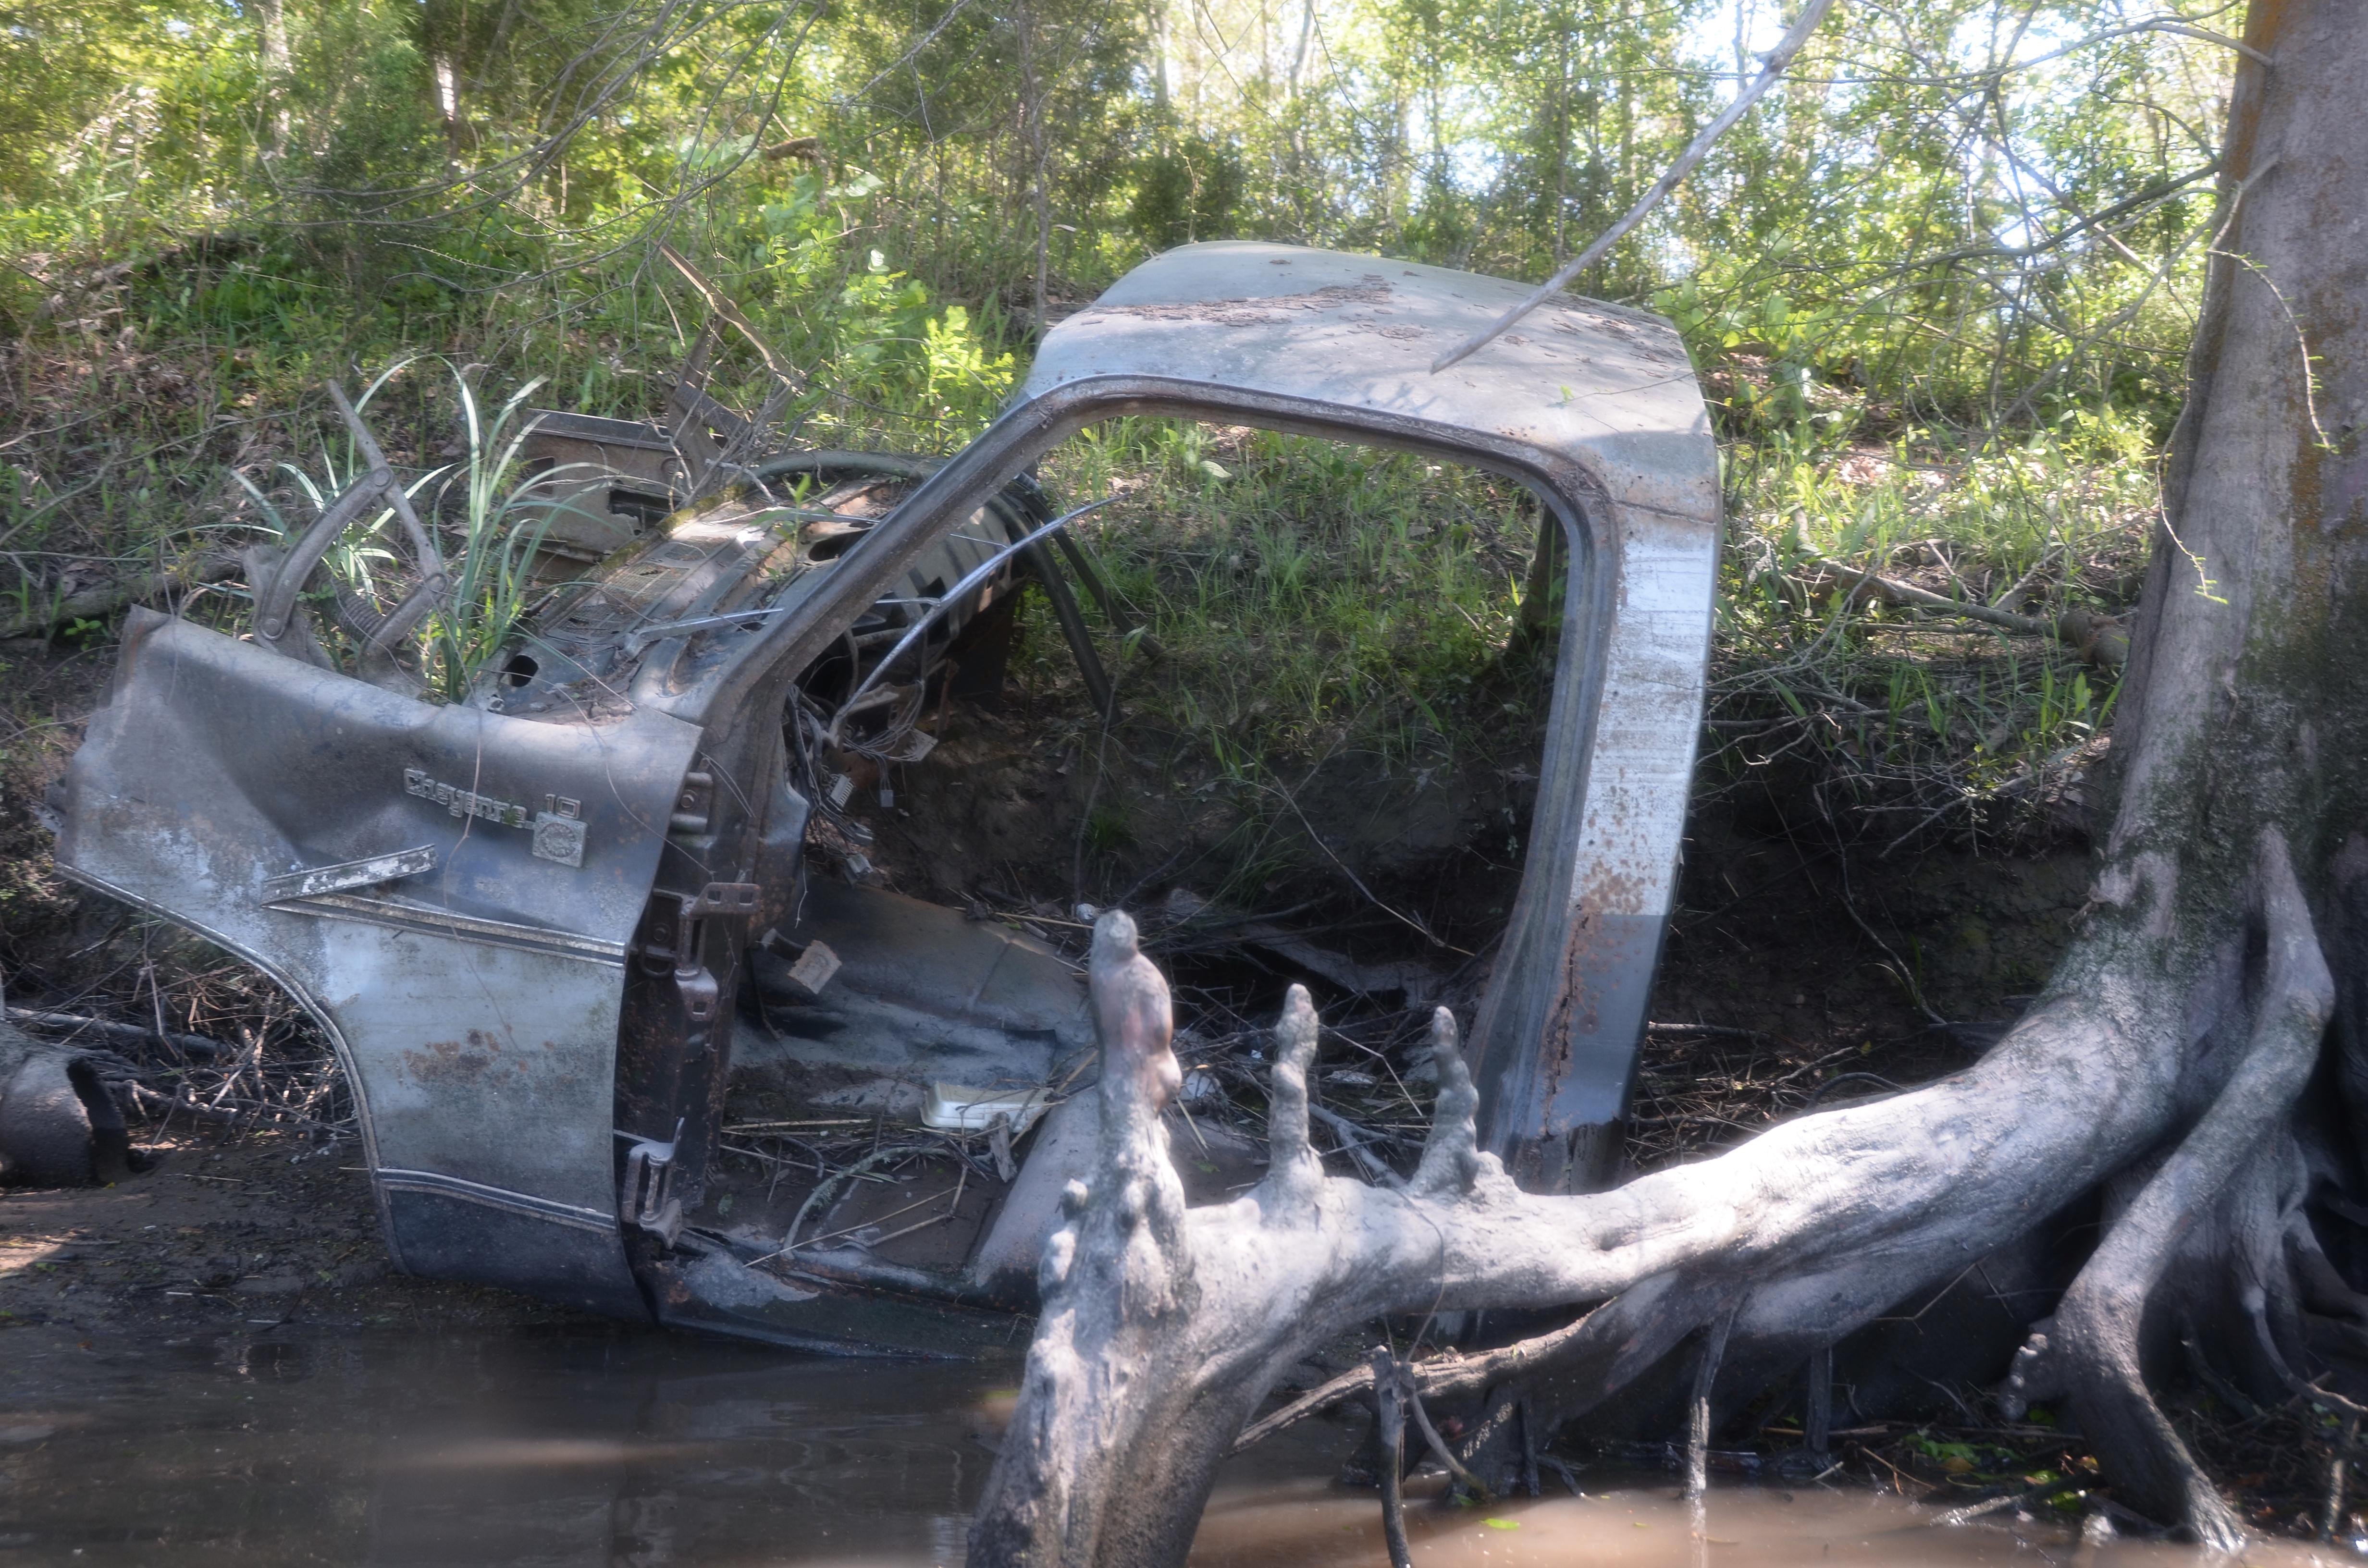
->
403;1029;505;1084
1080;279;1391;328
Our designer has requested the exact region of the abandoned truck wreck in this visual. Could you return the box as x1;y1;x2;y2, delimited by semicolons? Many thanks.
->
48;241;1718;1349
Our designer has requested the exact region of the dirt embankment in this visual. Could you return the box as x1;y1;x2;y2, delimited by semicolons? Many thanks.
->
0;1131;600;1338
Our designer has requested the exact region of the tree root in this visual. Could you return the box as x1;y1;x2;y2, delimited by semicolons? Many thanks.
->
1371;1350;1414;1568
1686;1309;1736;1498
2047;831;2331;1548
971;833;2338;1564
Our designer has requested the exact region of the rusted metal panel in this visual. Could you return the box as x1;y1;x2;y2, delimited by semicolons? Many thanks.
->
1466;505;1720;1192
686;246;1716;1198
55;609;699;1315
511;410;684;574
55;239;1718;1341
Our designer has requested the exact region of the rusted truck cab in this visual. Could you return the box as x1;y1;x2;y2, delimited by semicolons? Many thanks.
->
54;242;1718;1348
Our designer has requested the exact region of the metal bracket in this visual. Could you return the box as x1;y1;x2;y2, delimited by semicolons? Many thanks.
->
633;890;723;1021
674;964;720;1024
670;771;713;836
617;1120;686;1243
684;882;761;919
636;893;691;973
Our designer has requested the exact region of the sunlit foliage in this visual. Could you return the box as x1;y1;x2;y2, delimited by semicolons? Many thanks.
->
4;0;2233;431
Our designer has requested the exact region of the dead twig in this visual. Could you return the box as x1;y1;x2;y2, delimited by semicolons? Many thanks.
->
0;556;241;641
1231;1304;1603;1454
126;1081;342;1136
6;1005;227;1060
1404;1370;1491;1500
1805;552;2126;666
1431;0;1840;371
1306;1102;1404;1187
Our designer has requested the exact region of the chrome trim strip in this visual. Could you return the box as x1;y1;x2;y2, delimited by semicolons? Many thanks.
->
260;844;439;903
278;892;628;967
374;1168;618;1235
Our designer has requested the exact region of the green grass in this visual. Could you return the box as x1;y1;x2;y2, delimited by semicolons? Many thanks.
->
208;360;555;699
418;370;558;701
1044;419;1556;784
1;227;2162;870
1017;404;2158;877
1704;410;2158;849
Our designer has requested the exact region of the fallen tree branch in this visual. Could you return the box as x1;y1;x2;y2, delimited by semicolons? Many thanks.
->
1646;1020;1778;1042
1306;1102;1404;1186
125;1081;343;1136
1231;1364;1376;1453
1806;552;2128;665
1431;0;1840;372
656;242;807;393
0;556;242;642
6;1006;227;1060
1230;1304;1608;1455
972;894;2209;1565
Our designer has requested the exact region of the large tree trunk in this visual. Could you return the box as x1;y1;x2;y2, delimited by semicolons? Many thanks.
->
968;3;2368;1559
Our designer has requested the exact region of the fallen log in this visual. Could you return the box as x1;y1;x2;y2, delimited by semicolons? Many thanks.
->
5;1006;227;1060
1805;553;2128;665
970;829;2332;1562
0;556;241;643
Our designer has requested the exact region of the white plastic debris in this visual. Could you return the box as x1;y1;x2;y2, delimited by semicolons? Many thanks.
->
922;1083;1051;1135
785;939;840;996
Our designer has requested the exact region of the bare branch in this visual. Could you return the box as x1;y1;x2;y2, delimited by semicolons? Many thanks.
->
1432;0;1840;373
1804;551;2128;666
0;556;241;642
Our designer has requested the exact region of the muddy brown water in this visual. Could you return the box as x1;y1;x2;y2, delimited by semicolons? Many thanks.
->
0;1324;2334;1568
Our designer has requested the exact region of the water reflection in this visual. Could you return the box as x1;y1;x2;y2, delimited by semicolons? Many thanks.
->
0;1328;2332;1566
1192;1480;2208;1568
4;1331;993;1566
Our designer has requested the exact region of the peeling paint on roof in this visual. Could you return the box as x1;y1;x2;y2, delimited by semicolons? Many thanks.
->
1024;241;1714;527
